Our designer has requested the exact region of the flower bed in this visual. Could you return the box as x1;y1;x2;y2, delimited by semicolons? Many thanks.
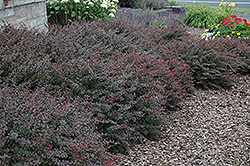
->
202;14;250;40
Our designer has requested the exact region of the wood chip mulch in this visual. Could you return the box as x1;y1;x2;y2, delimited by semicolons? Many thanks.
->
113;74;250;165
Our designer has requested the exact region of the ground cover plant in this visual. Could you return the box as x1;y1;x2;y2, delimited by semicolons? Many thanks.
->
0;0;250;165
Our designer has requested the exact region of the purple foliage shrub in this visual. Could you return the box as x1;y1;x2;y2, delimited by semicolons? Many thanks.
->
0;86;117;165
0;20;194;160
113;8;249;87
215;37;250;74
112;12;249;89
148;35;250;89
145;20;188;41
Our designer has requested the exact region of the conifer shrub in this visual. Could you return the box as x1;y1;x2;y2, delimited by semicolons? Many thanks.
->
0;20;194;161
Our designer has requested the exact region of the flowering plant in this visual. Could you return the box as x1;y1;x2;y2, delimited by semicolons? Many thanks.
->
46;0;118;25
218;0;236;14
4;0;8;6
201;15;250;40
185;0;239;28
217;0;239;22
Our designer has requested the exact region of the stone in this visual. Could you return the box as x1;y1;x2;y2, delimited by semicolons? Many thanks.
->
164;6;185;13
118;8;143;14
155;9;172;17
0;0;47;31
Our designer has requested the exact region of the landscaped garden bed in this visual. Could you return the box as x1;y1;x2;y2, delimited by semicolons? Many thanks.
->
0;0;249;165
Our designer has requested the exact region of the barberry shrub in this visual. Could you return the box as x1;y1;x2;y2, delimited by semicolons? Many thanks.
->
0;19;194;160
149;35;250;89
216;37;250;74
111;10;249;89
0;86;117;165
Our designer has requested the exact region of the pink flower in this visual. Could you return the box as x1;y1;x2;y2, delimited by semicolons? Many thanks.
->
4;0;8;6
236;22;239;25
230;15;237;18
240;15;243;17
245;22;250;26
243;19;247;22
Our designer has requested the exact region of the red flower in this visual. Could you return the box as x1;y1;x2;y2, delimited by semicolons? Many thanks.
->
4;0;8;6
245;22;250;26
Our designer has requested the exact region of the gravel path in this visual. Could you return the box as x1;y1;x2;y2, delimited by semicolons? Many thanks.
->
114;75;250;165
